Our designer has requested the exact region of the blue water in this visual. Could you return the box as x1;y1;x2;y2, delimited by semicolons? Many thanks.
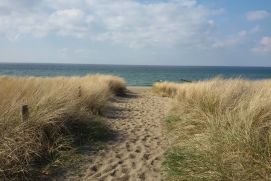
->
1;63;271;86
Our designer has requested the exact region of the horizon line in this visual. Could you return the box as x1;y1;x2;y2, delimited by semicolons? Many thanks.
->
0;62;271;68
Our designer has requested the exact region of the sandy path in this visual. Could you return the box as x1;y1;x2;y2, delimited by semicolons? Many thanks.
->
63;87;171;181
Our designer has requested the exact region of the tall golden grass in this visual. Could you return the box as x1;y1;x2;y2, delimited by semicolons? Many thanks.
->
153;81;181;97
0;74;126;179
154;78;271;180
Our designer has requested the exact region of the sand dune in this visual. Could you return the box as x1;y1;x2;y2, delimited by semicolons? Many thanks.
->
61;87;171;181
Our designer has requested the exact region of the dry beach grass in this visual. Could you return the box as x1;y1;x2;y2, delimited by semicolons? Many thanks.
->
0;75;126;179
153;78;271;180
3;74;271;181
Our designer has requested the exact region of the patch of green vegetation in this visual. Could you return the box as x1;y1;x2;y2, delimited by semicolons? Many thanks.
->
164;115;181;130
163;148;220;181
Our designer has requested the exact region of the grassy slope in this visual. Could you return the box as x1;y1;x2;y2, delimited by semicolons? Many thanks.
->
0;75;126;180
154;78;271;181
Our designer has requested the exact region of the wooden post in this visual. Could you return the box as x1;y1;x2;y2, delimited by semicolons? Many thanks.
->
78;86;82;97
21;105;29;122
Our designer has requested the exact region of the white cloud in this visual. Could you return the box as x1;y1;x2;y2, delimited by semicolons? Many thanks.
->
212;27;259;48
48;9;87;37
44;0;82;9
246;10;269;21
252;36;271;54
212;34;245;48
0;0;219;47
84;0;214;47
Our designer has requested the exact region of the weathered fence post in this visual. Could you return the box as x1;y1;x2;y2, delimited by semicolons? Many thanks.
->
78;86;82;97
21;105;29;122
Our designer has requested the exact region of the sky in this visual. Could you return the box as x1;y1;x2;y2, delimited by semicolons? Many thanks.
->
0;0;270;66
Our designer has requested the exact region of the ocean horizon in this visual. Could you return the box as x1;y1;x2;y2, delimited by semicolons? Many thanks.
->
1;63;271;86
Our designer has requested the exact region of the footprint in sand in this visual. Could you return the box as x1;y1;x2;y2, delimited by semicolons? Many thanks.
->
59;88;172;181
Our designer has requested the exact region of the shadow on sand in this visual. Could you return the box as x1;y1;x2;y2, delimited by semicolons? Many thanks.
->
41;90;138;180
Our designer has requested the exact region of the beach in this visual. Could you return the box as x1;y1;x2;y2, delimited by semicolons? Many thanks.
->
1;0;271;180
1;75;271;180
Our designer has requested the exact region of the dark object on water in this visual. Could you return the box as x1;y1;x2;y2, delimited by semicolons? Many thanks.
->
180;79;192;83
155;79;192;83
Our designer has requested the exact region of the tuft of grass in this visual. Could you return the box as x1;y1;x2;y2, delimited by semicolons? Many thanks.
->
153;81;181;97
0;75;126;180
84;74;127;95
154;78;271;181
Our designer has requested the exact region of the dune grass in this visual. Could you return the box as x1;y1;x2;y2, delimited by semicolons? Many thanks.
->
0;74;126;179
153;78;271;180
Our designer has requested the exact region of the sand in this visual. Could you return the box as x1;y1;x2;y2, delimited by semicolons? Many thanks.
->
62;87;172;181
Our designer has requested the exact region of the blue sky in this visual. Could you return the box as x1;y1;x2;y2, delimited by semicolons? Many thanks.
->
0;0;270;66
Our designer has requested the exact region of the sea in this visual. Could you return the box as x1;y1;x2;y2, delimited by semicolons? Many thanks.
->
1;63;271;86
